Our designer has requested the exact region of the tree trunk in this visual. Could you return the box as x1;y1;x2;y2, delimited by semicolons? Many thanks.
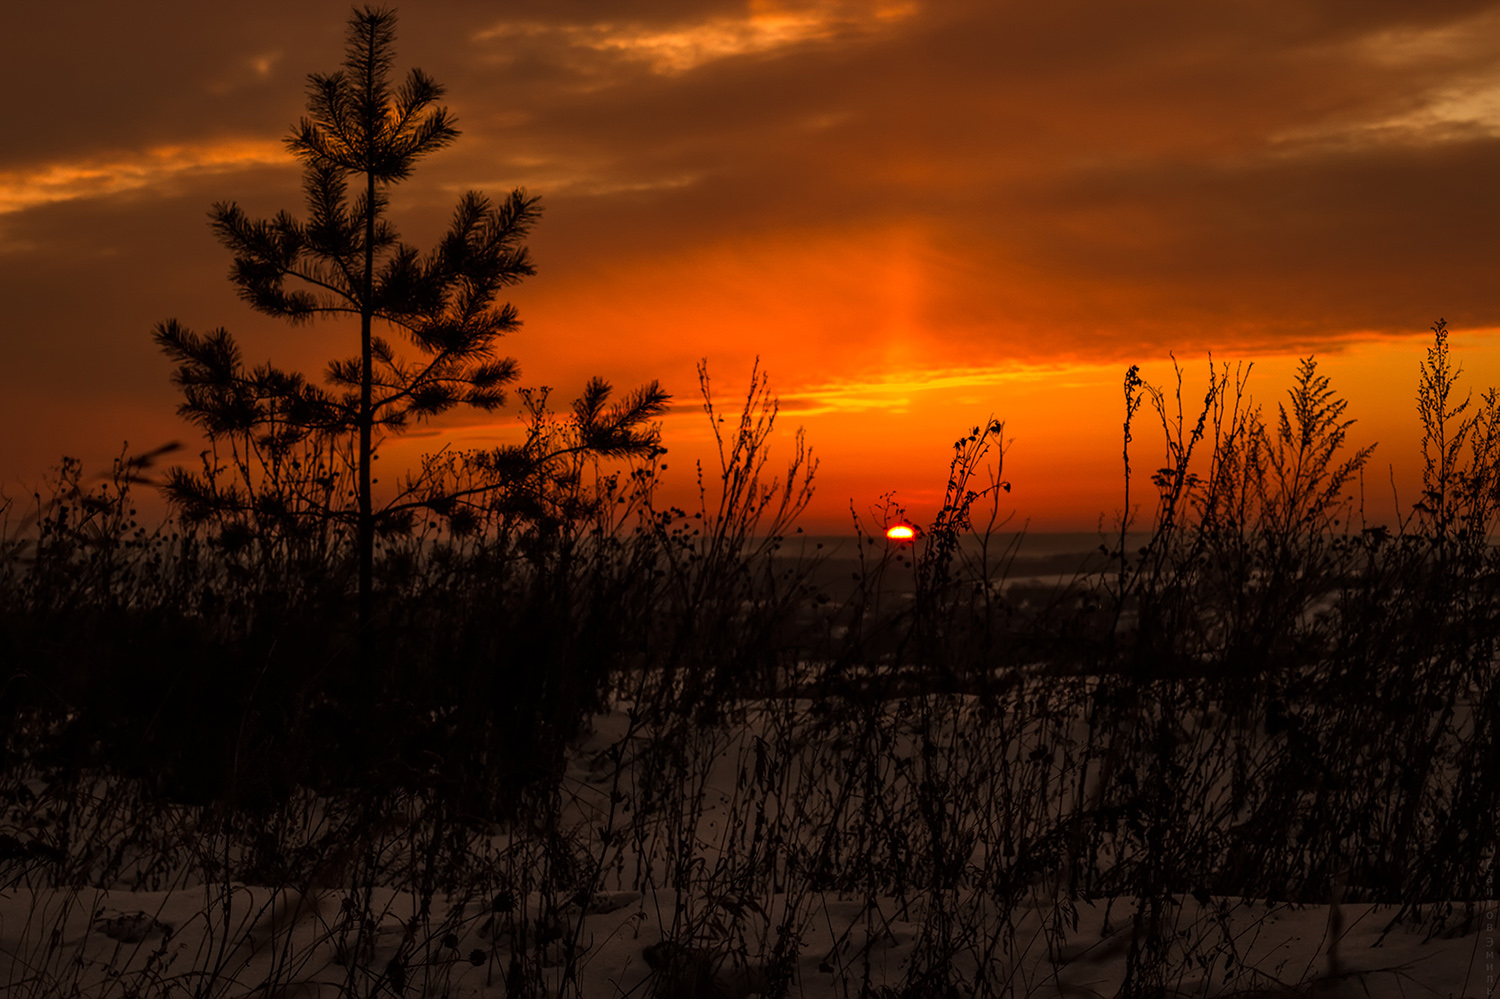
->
357;30;378;648
359;180;373;643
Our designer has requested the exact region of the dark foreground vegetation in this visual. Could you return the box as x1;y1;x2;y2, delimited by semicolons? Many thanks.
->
0;324;1494;997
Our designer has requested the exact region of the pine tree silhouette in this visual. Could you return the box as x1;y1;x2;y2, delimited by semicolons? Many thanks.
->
155;6;667;638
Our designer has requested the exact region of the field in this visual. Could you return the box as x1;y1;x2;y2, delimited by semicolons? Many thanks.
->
0;347;1494;997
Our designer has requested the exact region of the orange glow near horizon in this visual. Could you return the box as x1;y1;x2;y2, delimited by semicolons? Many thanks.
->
368;326;1500;537
886;523;917;541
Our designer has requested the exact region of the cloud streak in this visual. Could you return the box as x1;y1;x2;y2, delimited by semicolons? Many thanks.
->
776;362;1118;416
474;1;917;76
0;141;289;217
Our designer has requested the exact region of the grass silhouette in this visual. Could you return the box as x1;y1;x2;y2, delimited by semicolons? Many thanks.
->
0;324;1492;997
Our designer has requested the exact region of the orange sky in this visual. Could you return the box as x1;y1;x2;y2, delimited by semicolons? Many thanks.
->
4;1;1500;532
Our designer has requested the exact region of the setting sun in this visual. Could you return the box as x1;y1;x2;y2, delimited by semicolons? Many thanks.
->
885;523;917;541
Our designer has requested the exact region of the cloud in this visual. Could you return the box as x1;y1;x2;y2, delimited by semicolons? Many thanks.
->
1264;6;1500;152
777;361;1117;415
206;50;287;97
474;1;917;76
0;141;290;217
455;0;1500;374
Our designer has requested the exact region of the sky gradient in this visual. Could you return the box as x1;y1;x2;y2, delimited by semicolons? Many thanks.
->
5;1;1500;531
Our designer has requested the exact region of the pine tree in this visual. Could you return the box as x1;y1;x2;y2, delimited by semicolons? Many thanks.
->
154;6;666;635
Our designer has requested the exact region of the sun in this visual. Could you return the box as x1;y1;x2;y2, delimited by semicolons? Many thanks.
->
885;523;917;542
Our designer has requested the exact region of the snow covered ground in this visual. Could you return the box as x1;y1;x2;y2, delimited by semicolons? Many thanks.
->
1;698;1491;998
1;881;1487;997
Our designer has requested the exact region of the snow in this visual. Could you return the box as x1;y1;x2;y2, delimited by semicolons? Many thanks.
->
0;700;1490;998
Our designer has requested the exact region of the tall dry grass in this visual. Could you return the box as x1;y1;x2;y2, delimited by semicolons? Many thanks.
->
0;330;1494;997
